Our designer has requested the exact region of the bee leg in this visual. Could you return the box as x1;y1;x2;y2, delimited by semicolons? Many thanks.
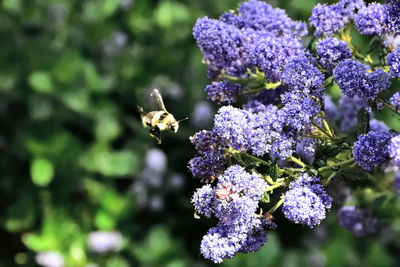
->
149;127;162;144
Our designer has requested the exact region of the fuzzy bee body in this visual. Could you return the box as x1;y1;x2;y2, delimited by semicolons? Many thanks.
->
141;111;179;132
139;89;182;144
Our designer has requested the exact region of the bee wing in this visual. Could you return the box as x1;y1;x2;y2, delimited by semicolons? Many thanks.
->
151;89;167;112
193;212;201;219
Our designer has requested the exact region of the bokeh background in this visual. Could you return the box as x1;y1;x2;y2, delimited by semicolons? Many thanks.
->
0;0;399;266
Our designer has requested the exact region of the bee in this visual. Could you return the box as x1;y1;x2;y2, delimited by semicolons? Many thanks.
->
139;89;186;144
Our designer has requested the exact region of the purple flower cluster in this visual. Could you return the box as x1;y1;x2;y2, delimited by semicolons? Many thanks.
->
88;231;122;253
338;0;366;22
194;0;309;79
192;165;274;263
309;4;344;37
338;206;380;237
355;3;387;35
353;130;393;171
389;92;400;112
190;0;399;263
283;174;332;228
281;91;321;133
316;37;352;72
334;59;390;101
387;49;400;79
339;95;367;132
296;138;317;165
385;0;400;35
282;57;325;94
354;1;400;36
193;17;249;76
205;81;242;104
323;95;340;121
370;119;389;133
192;184;214;217
250;35;306;82
238;0;307;37
213;105;294;159
189;130;228;183
383;35;400;51
389;135;400;166
309;0;365;36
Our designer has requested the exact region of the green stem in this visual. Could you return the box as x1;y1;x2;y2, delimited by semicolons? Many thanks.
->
263;175;275;185
318;159;354;172
231;152;246;166
322;118;334;138
276;178;285;183
265;183;282;192
267;197;285;214
325;171;337;184
288;156;308;168
264;81;281;89
242;152;271;166
312;121;338;141
282;167;307;176
243;87;265;94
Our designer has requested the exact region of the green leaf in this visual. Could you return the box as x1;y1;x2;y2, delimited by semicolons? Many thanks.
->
363;242;394;267
80;148;139;177
102;0;120;17
106;257;130;267
28;71;53;93
357;107;370;135
22;233;56;252
338;167;369;182
95;211;115;230
3;0;21;12
95;115;121;142
4;196;35;232
154;2;189;28
53;51;82;83
30;158;54;187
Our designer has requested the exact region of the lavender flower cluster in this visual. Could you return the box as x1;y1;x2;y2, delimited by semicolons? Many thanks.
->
192;165;276;263
283;174;332;228
190;0;400;263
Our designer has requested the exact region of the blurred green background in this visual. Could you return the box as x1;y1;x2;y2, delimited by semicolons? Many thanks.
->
0;0;399;266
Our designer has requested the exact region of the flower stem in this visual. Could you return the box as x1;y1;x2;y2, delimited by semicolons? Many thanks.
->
265;183;282;193
267;196;285;214
231;153;246;166
264;81;281;89
263;175;275;185
322;118;334;137
243;87;265;94
325;171;337;184
312;121;338;141
288;156;308;168
318;159;354;172
243;152;271;166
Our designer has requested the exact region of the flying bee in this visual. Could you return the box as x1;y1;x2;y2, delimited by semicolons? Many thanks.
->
139;89;187;144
